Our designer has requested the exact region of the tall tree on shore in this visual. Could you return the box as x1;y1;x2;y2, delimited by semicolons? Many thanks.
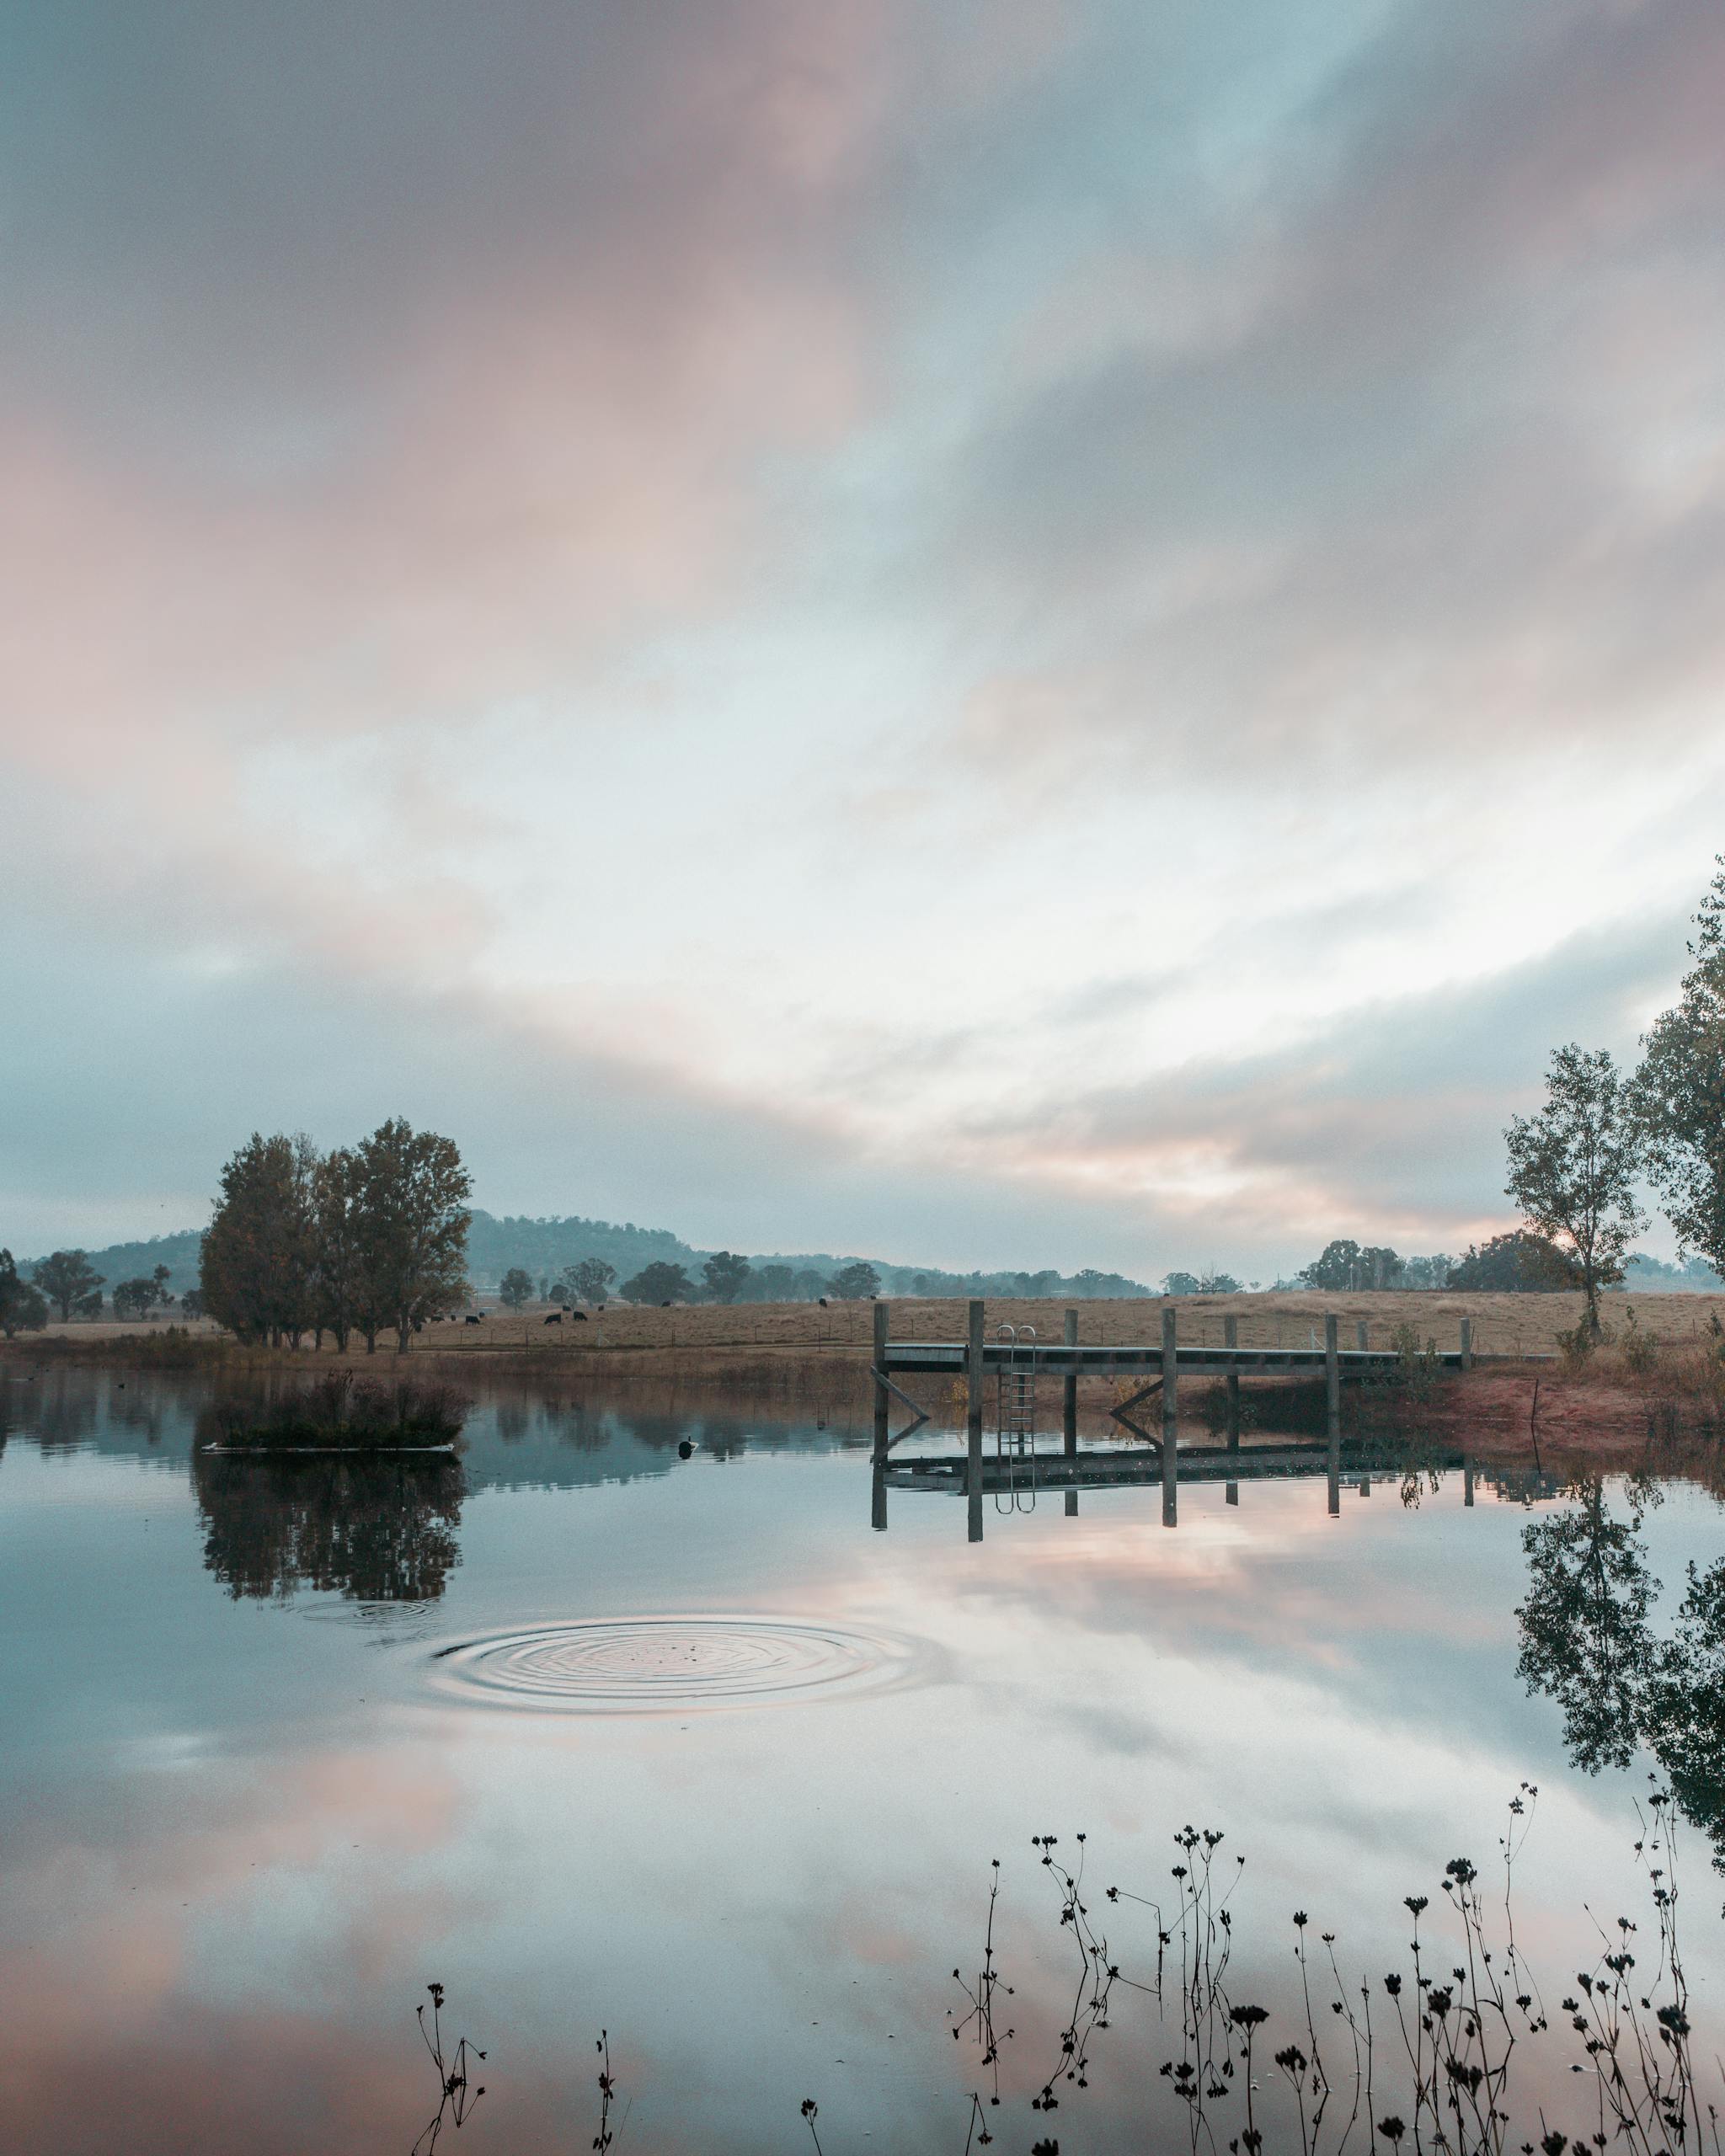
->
32;1249;107;1323
1633;858;1725;1280
200;1134;320;1345
0;1250;50;1337
352;1118;472;1353
499;1267;535;1310
1504;1045;1643;1337
312;1145;366;1352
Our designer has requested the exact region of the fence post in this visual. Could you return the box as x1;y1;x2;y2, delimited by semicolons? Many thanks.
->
1325;1312;1341;1475
1063;1307;1078;1458
1162;1305;1179;1527
1460;1316;1473;1372
966;1299;985;1527
872;1298;890;1460
1224;1314;1241;1450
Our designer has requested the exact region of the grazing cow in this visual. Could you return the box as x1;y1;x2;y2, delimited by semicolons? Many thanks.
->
543;1313;563;1325
818;1297;830;1308
464;1314;482;1326
572;1311;588;1321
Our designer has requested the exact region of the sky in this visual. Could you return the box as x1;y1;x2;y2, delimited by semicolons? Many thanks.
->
4;0;1724;1276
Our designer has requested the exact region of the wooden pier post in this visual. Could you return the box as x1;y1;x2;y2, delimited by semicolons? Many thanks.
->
1459;1316;1473;1373
1162;1305;1178;1527
1224;1314;1241;1450
1464;1454;1476;1508
871;1459;887;1533
1065;1488;1078;1518
1063;1308;1078;1457
1325;1313;1341;1476
966;1297;985;1505
872;1298;890;1460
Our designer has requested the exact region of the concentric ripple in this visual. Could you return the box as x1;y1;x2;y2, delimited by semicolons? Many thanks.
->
427;1615;919;1715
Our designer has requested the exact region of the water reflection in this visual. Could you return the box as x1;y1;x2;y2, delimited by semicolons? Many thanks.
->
192;1445;465;1604
1517;1471;1725;1873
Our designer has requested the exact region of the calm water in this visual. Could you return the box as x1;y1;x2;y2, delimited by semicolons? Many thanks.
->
2;1366;1722;2153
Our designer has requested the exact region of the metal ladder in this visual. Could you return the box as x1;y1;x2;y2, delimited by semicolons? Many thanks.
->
994;1323;1039;1513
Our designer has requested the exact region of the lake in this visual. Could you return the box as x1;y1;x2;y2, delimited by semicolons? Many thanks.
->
2;1364;1721;2153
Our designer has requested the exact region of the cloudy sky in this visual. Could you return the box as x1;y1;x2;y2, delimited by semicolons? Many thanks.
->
4;0;1723;1273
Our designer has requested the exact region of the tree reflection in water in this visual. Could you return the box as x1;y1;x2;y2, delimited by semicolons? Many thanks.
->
1517;1472;1725;1870
192;1443;464;1603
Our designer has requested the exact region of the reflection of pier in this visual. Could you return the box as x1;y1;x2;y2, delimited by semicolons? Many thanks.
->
868;1298;1509;1540
884;1439;1466;1495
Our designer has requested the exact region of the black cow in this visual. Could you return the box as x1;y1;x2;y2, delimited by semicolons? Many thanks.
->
464;1314;482;1326
572;1310;588;1321
543;1313;563;1325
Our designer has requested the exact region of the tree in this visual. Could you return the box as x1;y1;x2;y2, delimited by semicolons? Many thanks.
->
112;1264;176;1323
1634;859;1725;1279
31;1249;106;1324
1298;1239;1361;1291
0;1251;49;1337
312;1145;366;1350
702;1251;752;1304
829;1261;881;1300
1445;1230;1581;1293
563;1257;617;1306
112;1277;158;1321
352;1118;472;1353
200;1133;320;1345
499;1267;535;1310
1163;1272;1202;1296
1505;1044;1644;1336
791;1268;830;1300
754;1263;796;1302
179;1286;207;1321
622;1261;692;1305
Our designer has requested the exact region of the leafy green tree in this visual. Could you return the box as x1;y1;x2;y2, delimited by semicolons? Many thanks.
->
200;1133;320;1345
562;1258;617;1305
112;1277;158;1321
1634;859;1725;1280
1299;1239;1361;1291
312;1145;366;1350
499;1267;535;1310
1445;1230;1580;1292
179;1286;207;1321
1505;1044;1644;1336
791;1268;830;1300
0;1250;50;1337
829;1261;880;1300
1515;1478;1656;1773
112;1264;177;1322
1163;1271;1202;1296
622;1260;692;1304
702;1251;753;1304
754;1263;796;1302
32;1249;107;1324
352;1118;472;1353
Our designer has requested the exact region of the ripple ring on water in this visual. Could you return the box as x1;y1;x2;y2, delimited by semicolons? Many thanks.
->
427;1616;920;1715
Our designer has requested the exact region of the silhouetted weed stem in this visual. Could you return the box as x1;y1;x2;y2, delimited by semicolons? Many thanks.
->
1030;1832;1117;2120
410;1983;485;2155
949;1854;1013;2126
593;2029;621;2151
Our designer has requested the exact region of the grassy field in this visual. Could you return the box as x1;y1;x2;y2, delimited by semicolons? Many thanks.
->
27;1286;1722;1364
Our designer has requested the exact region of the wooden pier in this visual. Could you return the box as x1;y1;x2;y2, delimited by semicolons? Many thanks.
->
868;1297;1529;1539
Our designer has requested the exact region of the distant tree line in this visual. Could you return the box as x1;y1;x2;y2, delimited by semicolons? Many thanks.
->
200;1119;470;1351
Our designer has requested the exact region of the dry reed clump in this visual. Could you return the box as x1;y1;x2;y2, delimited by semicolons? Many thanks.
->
1558;1311;1725;1435
203;1372;471;1449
